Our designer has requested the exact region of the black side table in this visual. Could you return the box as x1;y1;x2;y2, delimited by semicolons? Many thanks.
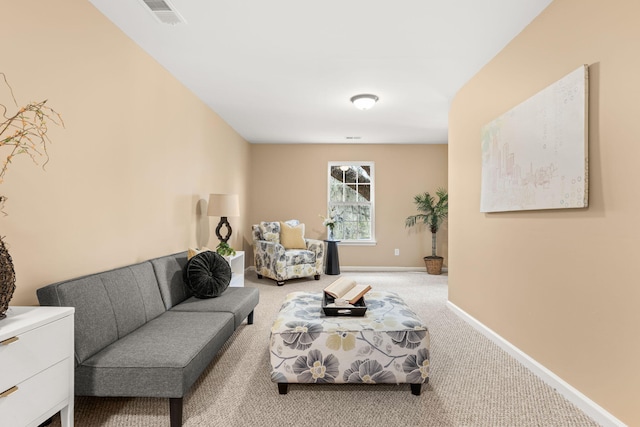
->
324;240;340;275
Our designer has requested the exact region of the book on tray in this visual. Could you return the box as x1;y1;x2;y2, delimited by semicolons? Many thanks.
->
323;277;372;305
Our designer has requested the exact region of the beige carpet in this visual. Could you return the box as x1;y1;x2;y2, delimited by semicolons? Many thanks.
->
48;269;599;427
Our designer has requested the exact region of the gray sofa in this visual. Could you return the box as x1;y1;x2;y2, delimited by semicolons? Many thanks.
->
36;251;259;427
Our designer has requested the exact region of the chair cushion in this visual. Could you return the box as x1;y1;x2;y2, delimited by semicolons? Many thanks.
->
259;221;281;243
280;222;306;249
183;251;231;298
258;220;301;244
284;249;316;266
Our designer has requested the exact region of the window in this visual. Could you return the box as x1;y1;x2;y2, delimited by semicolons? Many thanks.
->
327;162;375;244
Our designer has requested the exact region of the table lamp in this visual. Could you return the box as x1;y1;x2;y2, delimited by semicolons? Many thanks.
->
207;194;239;243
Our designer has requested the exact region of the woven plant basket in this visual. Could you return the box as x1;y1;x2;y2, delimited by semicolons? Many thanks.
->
0;236;16;319
424;256;443;275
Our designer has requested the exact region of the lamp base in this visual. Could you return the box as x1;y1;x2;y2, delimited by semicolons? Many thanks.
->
215;217;232;243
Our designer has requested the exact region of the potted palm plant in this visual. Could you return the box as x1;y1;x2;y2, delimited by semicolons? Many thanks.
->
405;188;448;275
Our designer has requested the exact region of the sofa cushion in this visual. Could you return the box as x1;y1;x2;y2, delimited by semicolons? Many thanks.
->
128;262;167;321
98;266;158;338
39;274;118;365
150;252;191;310
171;287;260;328
279;221;306;249
75;311;235;398
183;251;231;298
36;261;167;365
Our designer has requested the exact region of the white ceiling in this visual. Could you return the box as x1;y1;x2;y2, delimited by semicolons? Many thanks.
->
88;0;553;144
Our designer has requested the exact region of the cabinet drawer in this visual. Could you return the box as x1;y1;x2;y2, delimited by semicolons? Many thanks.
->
0;358;71;426
0;315;72;392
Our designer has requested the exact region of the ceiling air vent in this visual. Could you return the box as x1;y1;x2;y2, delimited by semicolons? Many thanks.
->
140;0;186;25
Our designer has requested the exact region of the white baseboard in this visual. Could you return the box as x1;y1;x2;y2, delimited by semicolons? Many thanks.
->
341;266;423;272
341;266;448;273
446;301;626;427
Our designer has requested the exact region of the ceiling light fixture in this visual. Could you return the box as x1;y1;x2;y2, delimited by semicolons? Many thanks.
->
350;94;379;110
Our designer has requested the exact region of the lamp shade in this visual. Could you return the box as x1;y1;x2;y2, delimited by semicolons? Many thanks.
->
207;194;239;217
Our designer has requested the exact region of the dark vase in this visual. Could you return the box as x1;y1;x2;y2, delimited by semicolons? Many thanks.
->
0;236;16;319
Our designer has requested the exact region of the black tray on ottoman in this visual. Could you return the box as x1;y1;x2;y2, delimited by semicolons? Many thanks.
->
322;293;367;316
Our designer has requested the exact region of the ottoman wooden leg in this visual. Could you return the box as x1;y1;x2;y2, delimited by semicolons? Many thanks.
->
411;383;422;396
278;383;289;394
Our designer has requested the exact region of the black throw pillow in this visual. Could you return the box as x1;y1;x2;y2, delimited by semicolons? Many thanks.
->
184;251;232;298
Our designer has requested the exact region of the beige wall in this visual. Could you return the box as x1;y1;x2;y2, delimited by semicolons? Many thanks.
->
449;0;640;424
2;0;250;306
246;144;448;268
3;4;447;303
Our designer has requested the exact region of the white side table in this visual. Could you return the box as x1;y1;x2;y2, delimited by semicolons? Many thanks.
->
0;306;75;427
226;251;245;287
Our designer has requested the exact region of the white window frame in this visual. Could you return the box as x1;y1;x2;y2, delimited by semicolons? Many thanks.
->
327;161;376;245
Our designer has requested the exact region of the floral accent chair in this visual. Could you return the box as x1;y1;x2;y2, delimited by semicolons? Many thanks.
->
252;220;324;286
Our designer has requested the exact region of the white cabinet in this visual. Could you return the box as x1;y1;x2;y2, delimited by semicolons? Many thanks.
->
0;306;74;427
226;251;245;287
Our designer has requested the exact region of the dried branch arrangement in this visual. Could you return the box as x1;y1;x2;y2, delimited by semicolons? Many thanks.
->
0;72;64;211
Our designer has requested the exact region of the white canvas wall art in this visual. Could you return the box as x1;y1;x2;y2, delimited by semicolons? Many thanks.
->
480;65;588;213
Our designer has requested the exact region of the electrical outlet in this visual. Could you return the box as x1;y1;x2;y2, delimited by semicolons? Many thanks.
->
394;248;400;256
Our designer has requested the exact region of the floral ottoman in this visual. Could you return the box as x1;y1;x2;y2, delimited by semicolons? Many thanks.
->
269;290;430;395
